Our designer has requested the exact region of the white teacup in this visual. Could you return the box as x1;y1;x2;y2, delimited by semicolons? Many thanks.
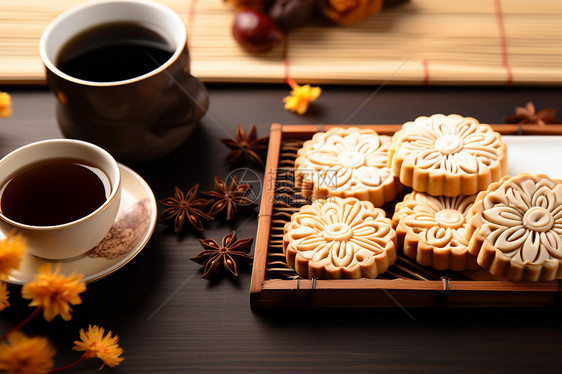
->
0;139;121;260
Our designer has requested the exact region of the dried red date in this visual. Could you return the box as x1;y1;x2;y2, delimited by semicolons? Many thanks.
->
232;10;282;53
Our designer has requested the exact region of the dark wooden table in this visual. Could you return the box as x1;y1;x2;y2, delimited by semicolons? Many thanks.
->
1;84;562;373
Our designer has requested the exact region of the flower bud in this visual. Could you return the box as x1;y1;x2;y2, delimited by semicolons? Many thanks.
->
319;0;384;25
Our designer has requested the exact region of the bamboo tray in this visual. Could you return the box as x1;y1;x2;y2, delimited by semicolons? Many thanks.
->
250;124;562;308
3;0;562;85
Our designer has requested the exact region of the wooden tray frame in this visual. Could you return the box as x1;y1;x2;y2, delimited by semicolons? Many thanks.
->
250;123;562;309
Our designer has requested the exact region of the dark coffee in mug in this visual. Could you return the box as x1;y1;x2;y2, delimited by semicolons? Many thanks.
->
0;159;111;226
56;22;175;82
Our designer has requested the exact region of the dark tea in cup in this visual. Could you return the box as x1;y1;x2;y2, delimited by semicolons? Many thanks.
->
56;22;175;83
0;159;111;226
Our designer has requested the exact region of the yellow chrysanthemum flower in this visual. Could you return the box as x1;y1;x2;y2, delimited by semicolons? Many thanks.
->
0;92;12;118
0;331;55;374
73;325;124;369
0;281;9;311
21;263;86;322
283;83;321;115
0;233;26;280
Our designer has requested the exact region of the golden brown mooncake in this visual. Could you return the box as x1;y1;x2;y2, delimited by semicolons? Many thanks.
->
283;197;397;279
465;173;562;281
294;127;399;207
389;114;507;197
393;191;479;271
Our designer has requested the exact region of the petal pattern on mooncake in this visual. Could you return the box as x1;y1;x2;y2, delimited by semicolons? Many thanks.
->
294;127;399;207
393;192;479;271
465;173;562;281
389;114;508;196
283;197;397;279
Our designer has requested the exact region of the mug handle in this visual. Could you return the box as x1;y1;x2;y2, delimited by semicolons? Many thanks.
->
147;73;209;134
182;73;209;124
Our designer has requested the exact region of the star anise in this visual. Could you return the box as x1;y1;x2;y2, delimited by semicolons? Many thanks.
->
191;231;253;279
159;184;212;232
220;124;269;167
205;176;258;221
504;102;562;126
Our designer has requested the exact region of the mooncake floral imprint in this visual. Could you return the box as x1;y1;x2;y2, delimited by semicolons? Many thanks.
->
393;192;479;271
389;114;508;196
466;173;562;281
283;197;397;279
294;127;399;207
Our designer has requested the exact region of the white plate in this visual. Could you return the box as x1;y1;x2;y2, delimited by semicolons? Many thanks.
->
503;135;562;178
5;164;157;285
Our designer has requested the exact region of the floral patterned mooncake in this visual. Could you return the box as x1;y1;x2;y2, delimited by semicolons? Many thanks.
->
393;191;479;271
389;114;508;197
294;127;399;207
283;197;397;279
466;173;562;281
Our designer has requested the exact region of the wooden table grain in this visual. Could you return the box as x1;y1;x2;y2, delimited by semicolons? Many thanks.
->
1;84;562;373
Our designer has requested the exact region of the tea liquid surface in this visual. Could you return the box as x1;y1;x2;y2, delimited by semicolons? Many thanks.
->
0;159;110;226
56;22;175;82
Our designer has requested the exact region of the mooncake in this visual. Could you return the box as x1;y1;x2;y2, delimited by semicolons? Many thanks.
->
465;173;562;281
294;127;399;207
389;114;507;196
393;191;479;271
283;196;397;279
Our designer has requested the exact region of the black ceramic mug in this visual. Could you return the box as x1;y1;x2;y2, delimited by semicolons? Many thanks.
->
39;0;209;163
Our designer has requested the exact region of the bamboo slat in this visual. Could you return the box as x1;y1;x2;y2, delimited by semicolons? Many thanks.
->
1;0;562;85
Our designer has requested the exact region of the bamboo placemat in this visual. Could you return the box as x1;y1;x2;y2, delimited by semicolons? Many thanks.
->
2;0;562;85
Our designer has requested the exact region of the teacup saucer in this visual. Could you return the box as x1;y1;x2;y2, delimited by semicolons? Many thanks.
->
4;164;157;285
